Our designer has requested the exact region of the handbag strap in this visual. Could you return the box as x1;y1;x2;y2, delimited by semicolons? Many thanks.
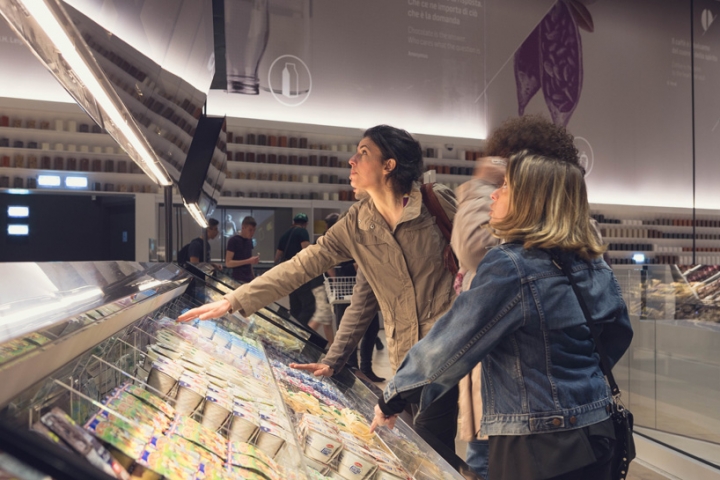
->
420;183;452;243
550;251;621;398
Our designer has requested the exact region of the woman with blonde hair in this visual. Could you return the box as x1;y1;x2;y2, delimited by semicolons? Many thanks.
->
372;151;633;480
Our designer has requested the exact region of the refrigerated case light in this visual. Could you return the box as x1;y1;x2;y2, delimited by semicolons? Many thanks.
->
7;206;29;218
0;286;103;329
137;280;163;292
7;224;29;236
65;176;88;188
632;253;646;264
37;174;61;187
6;189;30;195
4;0;172;187
183;200;209;228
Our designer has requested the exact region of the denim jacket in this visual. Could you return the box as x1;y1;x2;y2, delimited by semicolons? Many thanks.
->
383;243;633;437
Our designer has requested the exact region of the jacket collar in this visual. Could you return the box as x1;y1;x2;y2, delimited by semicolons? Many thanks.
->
357;184;423;232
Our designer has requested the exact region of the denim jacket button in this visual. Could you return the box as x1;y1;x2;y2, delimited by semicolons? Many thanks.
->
552;418;562;427
569;416;577;425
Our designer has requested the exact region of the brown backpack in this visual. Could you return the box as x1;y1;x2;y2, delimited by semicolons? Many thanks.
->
420;183;459;277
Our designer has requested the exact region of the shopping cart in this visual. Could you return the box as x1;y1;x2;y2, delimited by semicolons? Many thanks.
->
323;275;356;305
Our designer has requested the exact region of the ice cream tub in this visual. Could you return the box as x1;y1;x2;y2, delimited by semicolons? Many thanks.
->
202;394;231;431
303;428;343;464
151;342;182;360
229;407;260;443
174;377;205;415
336;443;377;479
146;362;180;396
255;421;287;458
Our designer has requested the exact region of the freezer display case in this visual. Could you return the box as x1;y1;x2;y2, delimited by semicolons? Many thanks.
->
182;263;327;352
0;262;461;480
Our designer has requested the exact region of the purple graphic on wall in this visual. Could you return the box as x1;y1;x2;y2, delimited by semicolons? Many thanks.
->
514;0;594;126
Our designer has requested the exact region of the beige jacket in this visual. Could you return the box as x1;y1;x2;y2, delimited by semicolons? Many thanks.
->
224;183;457;372
450;178;499;442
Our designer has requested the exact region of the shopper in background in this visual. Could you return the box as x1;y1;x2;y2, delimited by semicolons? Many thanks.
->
178;125;462;466
323;212;385;383
177;218;220;265
274;213;315;326
305;213;339;347
451;115;583;479
225;216;260;283
371;150;633;480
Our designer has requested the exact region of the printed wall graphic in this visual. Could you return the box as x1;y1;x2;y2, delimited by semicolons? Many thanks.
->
514;0;593;126
209;0;486;139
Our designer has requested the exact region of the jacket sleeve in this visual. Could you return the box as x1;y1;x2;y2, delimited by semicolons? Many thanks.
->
382;248;524;414
321;268;379;372
601;276;633;369
223;216;354;316
450;179;499;284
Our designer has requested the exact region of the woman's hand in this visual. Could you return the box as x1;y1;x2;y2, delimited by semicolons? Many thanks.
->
177;299;232;322
289;362;334;377
473;156;506;186
369;404;398;432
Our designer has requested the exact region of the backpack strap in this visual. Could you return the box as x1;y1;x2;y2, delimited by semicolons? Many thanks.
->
420;183;458;276
420;183;452;243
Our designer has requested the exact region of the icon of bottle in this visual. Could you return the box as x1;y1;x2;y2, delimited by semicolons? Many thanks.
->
281;63;299;98
225;0;270;95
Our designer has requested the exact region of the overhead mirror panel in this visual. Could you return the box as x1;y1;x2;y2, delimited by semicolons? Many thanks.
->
0;0;216;189
178;115;227;226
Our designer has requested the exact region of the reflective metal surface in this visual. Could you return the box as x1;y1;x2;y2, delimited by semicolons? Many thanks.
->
0;0;226;216
0;261;190;345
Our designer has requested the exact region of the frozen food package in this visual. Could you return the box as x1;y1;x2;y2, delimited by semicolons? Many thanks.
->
40;408;130;479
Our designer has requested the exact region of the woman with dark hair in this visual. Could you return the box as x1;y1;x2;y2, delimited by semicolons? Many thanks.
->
179;125;463;464
372;151;633;480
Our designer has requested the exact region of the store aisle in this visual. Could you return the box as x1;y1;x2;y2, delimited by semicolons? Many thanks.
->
367;330;674;480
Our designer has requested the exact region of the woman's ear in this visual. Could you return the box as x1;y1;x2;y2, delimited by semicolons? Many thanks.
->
383;158;397;174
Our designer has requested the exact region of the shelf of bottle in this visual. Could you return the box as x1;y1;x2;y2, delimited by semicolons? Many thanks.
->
602;237;720;243
223;178;353;193
423;157;479;167
598;222;720;232
216;195;355;207
0;126;118;147
226;142;355;158
95;53;199;127
0;166;152;183
0;145;131;160
225;161;349;174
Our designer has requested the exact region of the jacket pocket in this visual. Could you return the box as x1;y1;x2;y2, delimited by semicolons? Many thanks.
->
397;218;443;260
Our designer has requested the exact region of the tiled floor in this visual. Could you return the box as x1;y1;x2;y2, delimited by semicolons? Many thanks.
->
364;330;673;480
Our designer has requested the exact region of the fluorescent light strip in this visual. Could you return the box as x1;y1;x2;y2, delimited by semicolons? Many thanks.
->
8;224;29;236
37;174;61;187
20;0;171;186
7;206;29;218
65;176;88;188
183;201;209;228
6;189;31;195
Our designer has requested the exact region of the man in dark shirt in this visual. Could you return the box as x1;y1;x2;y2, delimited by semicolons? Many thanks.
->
275;213;314;325
179;218;220;264
225;216;259;283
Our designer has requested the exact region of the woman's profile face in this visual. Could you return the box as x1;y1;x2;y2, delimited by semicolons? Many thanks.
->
490;179;510;224
349;137;387;192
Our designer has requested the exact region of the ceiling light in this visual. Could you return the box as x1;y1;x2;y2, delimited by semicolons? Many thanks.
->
7;206;29;218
